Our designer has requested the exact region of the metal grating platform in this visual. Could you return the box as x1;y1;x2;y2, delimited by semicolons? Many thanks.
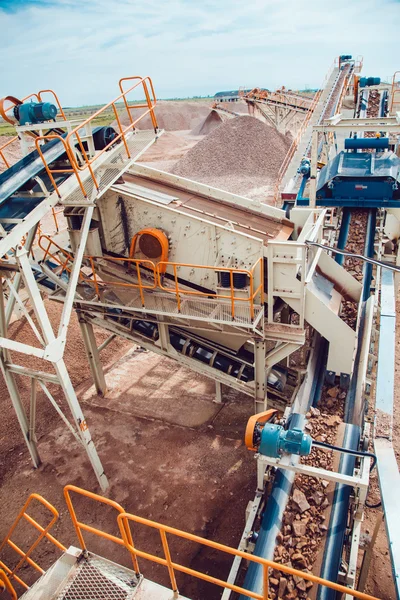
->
61;130;162;206
19;547;190;600
56;556;140;599
79;285;265;330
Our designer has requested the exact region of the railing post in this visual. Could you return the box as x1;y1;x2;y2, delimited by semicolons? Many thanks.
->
249;269;255;321
230;270;235;320
135;262;145;307
89;257;100;299
112;103;131;159
262;564;269;600
159;530;179;597
173;265;181;312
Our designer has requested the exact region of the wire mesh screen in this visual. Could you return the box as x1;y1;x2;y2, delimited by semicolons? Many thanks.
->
57;556;140;600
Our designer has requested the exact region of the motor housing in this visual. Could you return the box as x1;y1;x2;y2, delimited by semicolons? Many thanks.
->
16;101;57;125
359;76;381;88
259;423;312;458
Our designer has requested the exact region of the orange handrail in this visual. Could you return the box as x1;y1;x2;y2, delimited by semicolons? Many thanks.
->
37;89;67;121
273;88;321;204
157;260;263;320
0;569;17;600
0;493;65;591
117;511;379;600
87;255;157;306
64;485;140;574
38;234;77;278
60;484;379;600
37;234;263;320
34;76;158;200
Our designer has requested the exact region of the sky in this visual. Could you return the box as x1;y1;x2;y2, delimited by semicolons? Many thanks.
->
0;0;399;107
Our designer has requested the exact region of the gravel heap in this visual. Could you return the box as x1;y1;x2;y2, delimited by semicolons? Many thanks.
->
172;115;291;197
124;100;211;131
191;110;223;135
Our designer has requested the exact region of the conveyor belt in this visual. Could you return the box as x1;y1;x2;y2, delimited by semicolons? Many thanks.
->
0;138;66;205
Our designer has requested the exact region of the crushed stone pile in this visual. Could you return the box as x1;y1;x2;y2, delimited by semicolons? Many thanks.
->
191;110;223;135
172;115;291;198
122;100;211;131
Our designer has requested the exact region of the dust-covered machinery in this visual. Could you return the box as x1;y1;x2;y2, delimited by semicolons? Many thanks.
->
315;137;400;208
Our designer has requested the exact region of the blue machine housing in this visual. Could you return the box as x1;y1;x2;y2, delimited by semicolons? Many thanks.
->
259;423;312;458
17;101;58;125
303;150;400;208
359;76;381;88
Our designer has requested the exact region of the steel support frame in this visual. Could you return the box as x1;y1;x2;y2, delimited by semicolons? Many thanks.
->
0;282;41;468
254;340;266;413
0;209;109;491
78;317;107;396
256;452;369;501
255;449;370;590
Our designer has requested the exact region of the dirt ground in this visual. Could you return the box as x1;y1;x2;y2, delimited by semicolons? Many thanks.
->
0;301;257;599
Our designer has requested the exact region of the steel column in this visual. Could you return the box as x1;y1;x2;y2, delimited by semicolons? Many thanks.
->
53;357;109;491
254;340;266;413
0;282;41;467
78;317;107;396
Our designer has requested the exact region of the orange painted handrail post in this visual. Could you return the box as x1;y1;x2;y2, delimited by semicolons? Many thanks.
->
136;262;145;307
0;493;65;590
89;257;100;299
112;102;131;159
230;269;235;320
0;569;17;600
173;264;181;312
63;485;140;574
159;530;179;595
262;564;269;600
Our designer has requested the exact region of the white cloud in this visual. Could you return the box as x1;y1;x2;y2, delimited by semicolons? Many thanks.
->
0;0;399;105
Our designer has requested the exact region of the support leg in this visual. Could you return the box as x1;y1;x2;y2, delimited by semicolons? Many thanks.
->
78;317;107;396
0;283;40;467
53;358;109;491
5;226;37;327
29;378;37;444
158;322;170;353
214;381;222;404
254;340;267;413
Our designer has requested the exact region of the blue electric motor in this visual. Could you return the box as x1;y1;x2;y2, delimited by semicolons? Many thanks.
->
359;77;381;88
259;423;312;458
298;158;311;176
340;55;352;61
16;101;58;126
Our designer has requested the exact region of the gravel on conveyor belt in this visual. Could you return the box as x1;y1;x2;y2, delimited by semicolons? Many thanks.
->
268;88;374;598
269;393;345;600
